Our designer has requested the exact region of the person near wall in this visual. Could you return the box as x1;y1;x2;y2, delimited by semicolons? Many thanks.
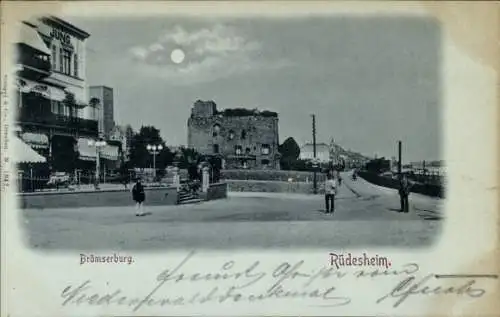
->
132;178;146;216
324;173;338;214
398;174;412;213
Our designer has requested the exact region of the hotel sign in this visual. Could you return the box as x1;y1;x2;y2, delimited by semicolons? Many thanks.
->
50;28;72;45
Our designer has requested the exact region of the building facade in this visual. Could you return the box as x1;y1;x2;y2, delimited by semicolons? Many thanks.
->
89;85;114;138
299;143;330;162
187;100;280;169
15;16;118;173
109;125;129;159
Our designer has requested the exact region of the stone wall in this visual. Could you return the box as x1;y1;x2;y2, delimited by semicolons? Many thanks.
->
200;182;228;201
19;186;178;209
187;102;280;169
188;115;279;169
226;180;314;194
222;169;327;182
358;171;445;198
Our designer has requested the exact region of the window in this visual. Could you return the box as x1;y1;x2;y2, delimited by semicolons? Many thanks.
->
235;145;242;155
261;144;270;155
241;130;247;139
64;104;70;116
213;144;219;154
228;129;235;140
245;147;251;154
213;124;220;137
73;53;78;77
58;102;64;115
51;45;57;70
261;159;270;166
51;100;58;114
62;50;71;75
59;48;63;71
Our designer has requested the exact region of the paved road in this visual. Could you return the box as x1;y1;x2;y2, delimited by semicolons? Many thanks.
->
22;172;443;250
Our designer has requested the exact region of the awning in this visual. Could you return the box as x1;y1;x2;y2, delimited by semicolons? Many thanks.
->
101;145;119;160
13;137;47;163
16;78;66;101
21;132;49;149
76;139;119;161
74;98;88;109
77;138;97;161
18;23;51;55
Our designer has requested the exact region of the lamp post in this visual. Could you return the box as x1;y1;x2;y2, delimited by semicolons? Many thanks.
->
147;144;163;179
311;114;318;194
88;139;106;189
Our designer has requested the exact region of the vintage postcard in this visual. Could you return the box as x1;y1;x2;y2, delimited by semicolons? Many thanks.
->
1;1;498;316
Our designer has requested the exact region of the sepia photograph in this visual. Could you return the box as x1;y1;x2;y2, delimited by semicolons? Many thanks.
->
14;13;446;250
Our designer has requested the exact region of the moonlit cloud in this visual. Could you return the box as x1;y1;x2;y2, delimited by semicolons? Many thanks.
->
127;24;291;85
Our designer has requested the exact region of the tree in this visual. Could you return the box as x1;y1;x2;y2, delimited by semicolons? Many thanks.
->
128;126;173;177
124;124;134;161
278;137;301;170
89;97;100;107
178;147;201;169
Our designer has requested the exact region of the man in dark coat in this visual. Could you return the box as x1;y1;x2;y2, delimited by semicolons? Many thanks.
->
132;178;146;216
398;174;412;213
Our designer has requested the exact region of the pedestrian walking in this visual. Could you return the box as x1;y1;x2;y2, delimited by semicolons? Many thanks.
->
132;178;146;216
398;174;412;213
336;169;342;186
324;173;337;214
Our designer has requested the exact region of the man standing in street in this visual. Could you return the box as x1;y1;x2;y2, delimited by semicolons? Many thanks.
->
132;178;146;216
324;173;337;214
398;174;412;212
336;169;343;186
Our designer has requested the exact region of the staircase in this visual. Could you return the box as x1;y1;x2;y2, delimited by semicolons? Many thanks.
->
177;183;203;205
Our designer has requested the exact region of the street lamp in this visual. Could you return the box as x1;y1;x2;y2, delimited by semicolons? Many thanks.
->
88;138;106;189
147;144;163;179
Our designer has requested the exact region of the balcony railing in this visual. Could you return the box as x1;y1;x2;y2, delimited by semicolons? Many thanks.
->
17;54;51;74
18;111;98;135
226;154;257;160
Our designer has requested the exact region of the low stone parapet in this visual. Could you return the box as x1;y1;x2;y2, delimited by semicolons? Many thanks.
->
204;182;228;200
225;179;314;194
18;186;178;209
358;171;445;198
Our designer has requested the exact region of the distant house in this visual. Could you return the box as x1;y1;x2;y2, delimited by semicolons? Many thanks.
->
299;143;330;162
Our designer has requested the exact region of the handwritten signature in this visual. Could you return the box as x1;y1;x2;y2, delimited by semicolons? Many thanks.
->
377;273;497;308
60;251;497;312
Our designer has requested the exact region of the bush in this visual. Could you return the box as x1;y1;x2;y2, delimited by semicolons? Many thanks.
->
218;108;278;117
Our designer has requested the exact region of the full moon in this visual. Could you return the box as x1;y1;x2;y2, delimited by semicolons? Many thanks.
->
170;49;185;64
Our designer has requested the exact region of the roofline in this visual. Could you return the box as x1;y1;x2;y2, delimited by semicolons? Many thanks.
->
22;21;37;28
89;85;114;91
302;143;329;147
43;16;90;39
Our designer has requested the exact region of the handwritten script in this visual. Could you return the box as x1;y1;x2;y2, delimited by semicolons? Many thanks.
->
60;252;497;312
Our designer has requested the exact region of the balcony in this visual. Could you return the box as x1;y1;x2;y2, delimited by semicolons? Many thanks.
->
18;111;98;136
226;154;257;160
16;46;52;79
